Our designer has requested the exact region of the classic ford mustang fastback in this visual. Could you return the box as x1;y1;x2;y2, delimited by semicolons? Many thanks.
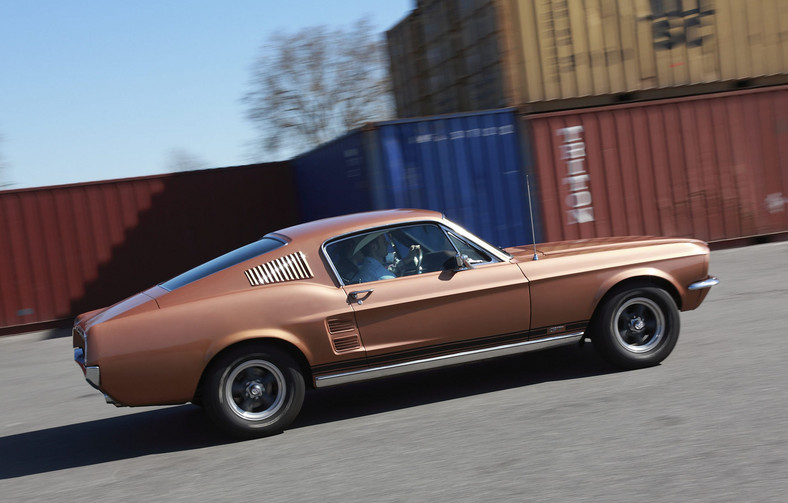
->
74;209;718;437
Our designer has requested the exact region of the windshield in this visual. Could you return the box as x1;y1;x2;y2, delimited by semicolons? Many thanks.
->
160;237;285;291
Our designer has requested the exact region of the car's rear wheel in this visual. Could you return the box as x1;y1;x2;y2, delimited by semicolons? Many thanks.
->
204;344;305;438
591;287;679;369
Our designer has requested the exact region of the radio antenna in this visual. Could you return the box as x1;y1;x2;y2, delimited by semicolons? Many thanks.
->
526;175;538;261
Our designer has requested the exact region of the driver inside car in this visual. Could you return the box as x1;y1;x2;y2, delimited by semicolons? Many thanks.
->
351;232;421;283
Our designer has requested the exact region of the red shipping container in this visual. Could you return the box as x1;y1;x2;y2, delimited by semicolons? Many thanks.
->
525;85;788;243
0;163;297;332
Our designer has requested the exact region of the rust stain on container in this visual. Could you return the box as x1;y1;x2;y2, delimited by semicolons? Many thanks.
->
525;85;788;242
0;163;297;331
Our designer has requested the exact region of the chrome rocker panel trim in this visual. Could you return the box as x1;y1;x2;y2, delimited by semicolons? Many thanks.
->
688;276;720;290
314;332;584;388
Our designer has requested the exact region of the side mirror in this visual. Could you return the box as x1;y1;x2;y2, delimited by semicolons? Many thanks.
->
445;253;475;272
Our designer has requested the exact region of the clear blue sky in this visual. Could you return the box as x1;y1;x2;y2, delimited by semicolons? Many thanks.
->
0;1;412;189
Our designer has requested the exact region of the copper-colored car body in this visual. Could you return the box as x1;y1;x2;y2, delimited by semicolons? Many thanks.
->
73;209;718;437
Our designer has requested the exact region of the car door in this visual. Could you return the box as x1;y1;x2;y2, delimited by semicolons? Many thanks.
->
327;223;531;366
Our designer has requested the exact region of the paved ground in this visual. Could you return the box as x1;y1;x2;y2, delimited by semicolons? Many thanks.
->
1;242;786;502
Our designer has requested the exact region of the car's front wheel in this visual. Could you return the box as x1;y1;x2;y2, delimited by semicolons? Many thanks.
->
591;286;680;369
204;344;305;438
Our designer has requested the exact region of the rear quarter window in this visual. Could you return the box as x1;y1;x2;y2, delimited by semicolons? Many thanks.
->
160;237;285;291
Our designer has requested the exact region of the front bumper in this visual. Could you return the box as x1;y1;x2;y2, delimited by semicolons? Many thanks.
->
682;276;719;310
688;276;720;290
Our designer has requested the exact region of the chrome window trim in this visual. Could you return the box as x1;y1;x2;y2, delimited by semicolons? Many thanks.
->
439;220;512;261
264;234;290;246
445;229;497;265
321;219;510;287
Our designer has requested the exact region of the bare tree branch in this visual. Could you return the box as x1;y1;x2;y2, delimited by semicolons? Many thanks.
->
0;132;11;189
166;148;207;173
245;17;393;157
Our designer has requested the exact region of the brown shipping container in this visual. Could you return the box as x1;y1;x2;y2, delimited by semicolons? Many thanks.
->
388;0;788;118
526;85;788;242
387;8;429;118
502;0;788;104
0;163;298;332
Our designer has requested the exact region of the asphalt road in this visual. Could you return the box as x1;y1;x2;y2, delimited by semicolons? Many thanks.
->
1;242;786;502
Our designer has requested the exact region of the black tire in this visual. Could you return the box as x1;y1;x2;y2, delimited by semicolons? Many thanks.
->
591;287;680;369
203;344;305;438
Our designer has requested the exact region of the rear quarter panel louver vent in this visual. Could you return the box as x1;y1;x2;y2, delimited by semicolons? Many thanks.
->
244;251;313;287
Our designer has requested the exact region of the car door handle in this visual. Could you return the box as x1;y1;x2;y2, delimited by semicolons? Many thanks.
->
348;289;374;305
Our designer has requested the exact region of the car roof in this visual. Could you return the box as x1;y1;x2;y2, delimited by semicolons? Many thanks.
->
270;209;445;243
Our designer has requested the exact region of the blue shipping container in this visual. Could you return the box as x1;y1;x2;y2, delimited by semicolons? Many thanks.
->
293;108;541;247
292;131;374;222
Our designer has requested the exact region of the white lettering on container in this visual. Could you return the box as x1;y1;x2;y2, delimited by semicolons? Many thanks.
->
765;193;787;214
557;126;595;224
409;125;513;144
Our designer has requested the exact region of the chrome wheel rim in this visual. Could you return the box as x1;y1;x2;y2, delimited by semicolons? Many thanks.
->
612;297;665;353
225;359;286;421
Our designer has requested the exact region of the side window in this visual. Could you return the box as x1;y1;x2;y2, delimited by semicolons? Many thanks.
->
325;223;459;285
446;231;496;264
325;237;368;286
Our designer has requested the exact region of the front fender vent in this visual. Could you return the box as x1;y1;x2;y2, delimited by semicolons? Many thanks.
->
244;251;314;287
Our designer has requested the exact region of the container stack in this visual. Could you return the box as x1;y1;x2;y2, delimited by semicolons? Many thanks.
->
307;0;788;246
389;0;788;116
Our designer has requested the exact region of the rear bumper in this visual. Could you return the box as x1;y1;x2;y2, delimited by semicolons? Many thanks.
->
85;366;101;390
73;324;123;406
74;347;101;390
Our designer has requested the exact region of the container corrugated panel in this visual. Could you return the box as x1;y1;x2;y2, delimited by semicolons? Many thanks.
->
503;0;788;104
715;0;788;80
293;108;542;248
386;8;420;114
390;0;511;118
292;132;374;223
388;0;788;118
421;0;454;44
0;163;298;331
366;108;541;248
525;85;788;243
387;9;428;118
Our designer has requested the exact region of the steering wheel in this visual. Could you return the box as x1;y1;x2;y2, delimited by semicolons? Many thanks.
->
398;245;423;276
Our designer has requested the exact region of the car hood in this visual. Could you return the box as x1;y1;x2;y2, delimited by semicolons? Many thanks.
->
505;236;705;262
